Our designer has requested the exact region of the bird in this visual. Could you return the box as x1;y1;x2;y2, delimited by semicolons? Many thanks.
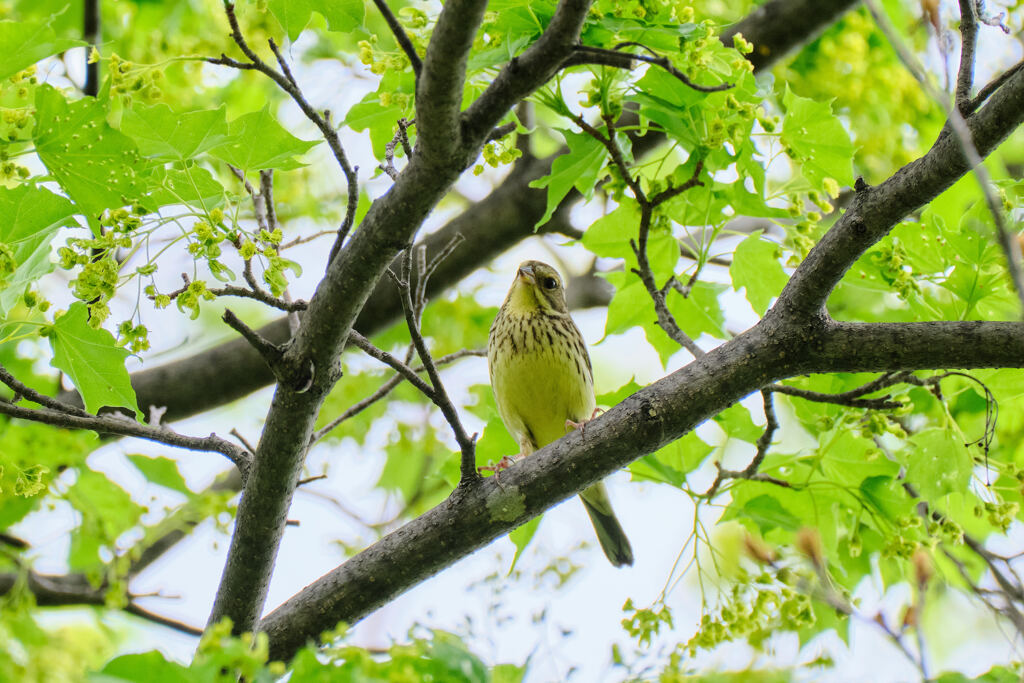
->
487;260;634;567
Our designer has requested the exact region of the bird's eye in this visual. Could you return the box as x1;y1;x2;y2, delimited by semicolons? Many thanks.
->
542;277;558;290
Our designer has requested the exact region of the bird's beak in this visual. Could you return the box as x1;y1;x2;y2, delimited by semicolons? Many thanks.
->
517;264;535;284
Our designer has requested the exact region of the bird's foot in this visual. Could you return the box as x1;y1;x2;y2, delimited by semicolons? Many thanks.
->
565;407;604;438
478;455;520;488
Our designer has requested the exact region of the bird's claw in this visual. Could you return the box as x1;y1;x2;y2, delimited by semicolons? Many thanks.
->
478;455;519;489
565;407;604;439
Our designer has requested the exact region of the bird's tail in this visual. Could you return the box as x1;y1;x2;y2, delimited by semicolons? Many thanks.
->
579;482;634;567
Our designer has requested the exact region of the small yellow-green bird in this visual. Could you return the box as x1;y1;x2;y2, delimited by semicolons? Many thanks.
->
488;260;634;567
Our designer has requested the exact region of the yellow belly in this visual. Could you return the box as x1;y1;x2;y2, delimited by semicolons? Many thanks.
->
488;313;595;453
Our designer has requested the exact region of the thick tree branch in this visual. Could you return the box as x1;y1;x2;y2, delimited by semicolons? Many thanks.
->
720;0;861;70
414;0;488;158
461;0;592;144
0;570;203;636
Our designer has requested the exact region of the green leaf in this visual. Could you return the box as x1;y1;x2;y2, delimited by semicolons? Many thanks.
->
859;475;913;524
475;416;519;469
0;18;85;82
714;402;761;443
582;203;641;260
146;166;226;211
730;231;789;315
596;377;643;407
208;106;319;172
819;430;899;486
903;427;971;500
0;185;78;315
629;431;712;487
66;466;143;570
492;663;528;683
268;0;364;41
34;85;151;219
508;516;541;573
666;280;727;340
467;35;532;71
94;651;191;683
646;228;679;283
120;103;233;162
630;68;708;148
602;272;651;338
735;494;801;534
529;131;607;229
780;85;855;191
126;455;191;496
48;303;138;415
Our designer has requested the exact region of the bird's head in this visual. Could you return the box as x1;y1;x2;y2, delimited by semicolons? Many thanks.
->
504;260;569;315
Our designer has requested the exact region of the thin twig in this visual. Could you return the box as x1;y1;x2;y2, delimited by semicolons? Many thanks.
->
768;372;908;409
955;0;978;116
570;43;733;93
0;364;92;418
280;230;337;250
208;2;359;266
420;234;464;310
968;59;1024;113
282;290;301;335
310;348;485;445
370;0;422;77
570;109;707;356
229;165;269;233
485;121;518;142
394;249;479;483
380;118;414;180
704;389;781;498
347;331;436;398
212;284;306;312
259;170;279;233
230;428;257;453
156;273;305;313
631;160;706;358
222;309;284;370
125;602;204;636
0;398;250;472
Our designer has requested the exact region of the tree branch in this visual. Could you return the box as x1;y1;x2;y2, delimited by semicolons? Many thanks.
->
259;315;1024;660
414;0;488;158
392;248;479;484
955;0;979;116
460;0;593;144
570;43;733;92
0;396;250;474
83;0;100;96
0;570;203;636
772;58;1024;319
